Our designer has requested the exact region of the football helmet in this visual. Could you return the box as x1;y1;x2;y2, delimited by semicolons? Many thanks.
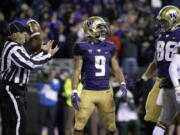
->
157;5;180;32
83;16;109;41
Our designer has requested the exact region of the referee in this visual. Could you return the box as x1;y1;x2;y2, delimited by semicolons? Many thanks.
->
0;21;59;135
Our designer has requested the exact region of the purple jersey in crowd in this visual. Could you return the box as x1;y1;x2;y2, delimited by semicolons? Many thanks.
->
73;41;115;90
156;27;180;78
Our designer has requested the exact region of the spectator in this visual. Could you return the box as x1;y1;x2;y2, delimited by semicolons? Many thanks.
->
107;23;122;58
40;18;50;41
115;89;140;135
121;27;138;80
15;4;29;24
104;1;118;23
91;4;102;16
63;78;83;135
36;65;60;135
56;68;70;135
0;11;8;54
116;18;129;38
127;10;138;28
65;19;82;58
30;0;51;20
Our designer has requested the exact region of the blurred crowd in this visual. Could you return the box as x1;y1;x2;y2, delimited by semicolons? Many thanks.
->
0;0;179;60
0;0;180;135
0;0;179;80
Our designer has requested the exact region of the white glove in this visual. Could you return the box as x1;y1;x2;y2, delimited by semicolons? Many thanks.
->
175;86;180;103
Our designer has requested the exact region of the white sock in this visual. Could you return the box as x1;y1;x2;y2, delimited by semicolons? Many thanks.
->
153;126;165;135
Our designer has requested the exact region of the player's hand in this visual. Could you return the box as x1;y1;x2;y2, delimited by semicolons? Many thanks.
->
71;90;81;110
136;76;149;96
41;40;54;52
41;40;59;56
136;78;147;87
136;74;149;89
119;82;127;100
41;40;53;52
175;86;180;103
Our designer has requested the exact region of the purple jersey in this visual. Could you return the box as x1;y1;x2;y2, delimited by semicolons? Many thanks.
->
73;41;115;90
156;28;180;77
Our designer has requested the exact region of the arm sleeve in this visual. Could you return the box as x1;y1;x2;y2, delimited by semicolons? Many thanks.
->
73;43;84;56
169;54;180;87
10;46;52;70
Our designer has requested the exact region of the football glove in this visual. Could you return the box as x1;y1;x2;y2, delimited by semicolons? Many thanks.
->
175;86;180;103
136;75;150;96
71;89;81;110
119;82;127;100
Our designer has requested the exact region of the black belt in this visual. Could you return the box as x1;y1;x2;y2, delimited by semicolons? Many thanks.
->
0;80;28;97
0;80;26;88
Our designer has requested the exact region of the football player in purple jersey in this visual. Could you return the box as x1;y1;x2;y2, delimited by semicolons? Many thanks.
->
152;6;180;135
140;5;180;135
70;16;127;135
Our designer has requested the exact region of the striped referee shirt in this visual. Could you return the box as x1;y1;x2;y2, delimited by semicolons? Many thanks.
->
0;40;52;85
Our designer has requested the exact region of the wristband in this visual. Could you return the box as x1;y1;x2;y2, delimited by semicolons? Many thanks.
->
121;82;126;85
72;89;78;93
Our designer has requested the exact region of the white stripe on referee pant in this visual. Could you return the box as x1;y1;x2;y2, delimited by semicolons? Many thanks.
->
5;85;21;135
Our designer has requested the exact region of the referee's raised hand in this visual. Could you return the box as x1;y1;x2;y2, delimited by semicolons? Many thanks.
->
41;40;54;52
48;45;59;56
41;40;59;56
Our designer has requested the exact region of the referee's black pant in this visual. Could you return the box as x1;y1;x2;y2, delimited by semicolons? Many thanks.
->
0;83;27;135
